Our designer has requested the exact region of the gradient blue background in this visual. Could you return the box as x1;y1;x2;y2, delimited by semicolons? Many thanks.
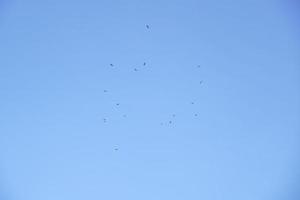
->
0;0;300;199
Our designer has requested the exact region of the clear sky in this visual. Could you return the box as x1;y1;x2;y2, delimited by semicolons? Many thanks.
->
0;0;299;199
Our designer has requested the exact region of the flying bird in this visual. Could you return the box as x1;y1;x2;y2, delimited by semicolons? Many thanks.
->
116;103;120;106
146;24;150;29
103;90;108;93
110;64;114;67
103;118;107;123
143;62;146;66
134;68;138;71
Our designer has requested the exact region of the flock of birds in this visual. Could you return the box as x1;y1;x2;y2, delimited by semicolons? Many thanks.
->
101;25;204;151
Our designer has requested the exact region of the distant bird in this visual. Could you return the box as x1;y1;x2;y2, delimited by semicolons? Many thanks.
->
103;90;108;93
191;102;195;105
116;103;120;106
197;65;201;68
134;68;138;71
146;24;150;29
110;64;114;67
200;80;203;84
169;120;172;124
143;62;146;66
103;118;107;123
114;148;118;151
194;114;198;117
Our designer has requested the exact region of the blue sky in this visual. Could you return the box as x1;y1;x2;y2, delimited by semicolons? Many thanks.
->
0;0;299;199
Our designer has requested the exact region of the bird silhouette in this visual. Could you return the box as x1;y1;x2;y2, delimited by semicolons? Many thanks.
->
134;68;138;71
200;80;203;84
146;25;150;29
103;90;108;93
110;64;114;67
116;103;120;106
103;118;107;123
143;62;146;66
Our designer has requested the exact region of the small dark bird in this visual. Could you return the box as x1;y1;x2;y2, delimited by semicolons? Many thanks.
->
200;81;203;84
103;90;108;93
143;62;146;66
114;148;118;151
146;24;150;29
110;64;114;67
103;118;107;123
191;102;195;105
169;120;172;124
194;114;198;117
116;103;120;106
134;68;138;71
